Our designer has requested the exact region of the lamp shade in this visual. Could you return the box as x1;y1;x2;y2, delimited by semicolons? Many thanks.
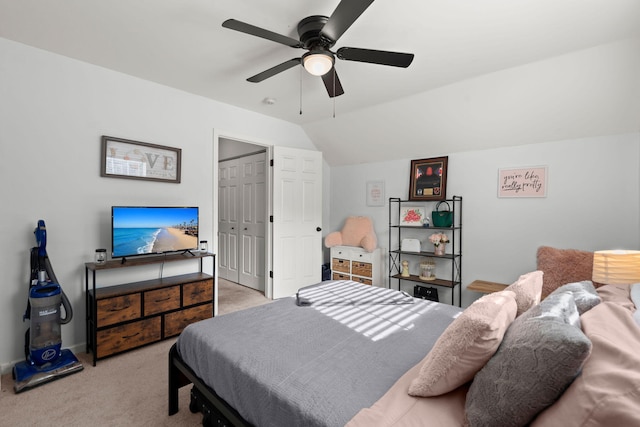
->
592;250;640;285
302;51;334;76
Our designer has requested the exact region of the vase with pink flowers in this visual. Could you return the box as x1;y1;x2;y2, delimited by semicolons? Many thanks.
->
429;233;449;256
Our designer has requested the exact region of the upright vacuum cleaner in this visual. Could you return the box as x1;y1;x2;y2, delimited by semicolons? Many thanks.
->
13;220;83;393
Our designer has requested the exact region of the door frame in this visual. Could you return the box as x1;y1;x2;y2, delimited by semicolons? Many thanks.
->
213;130;274;315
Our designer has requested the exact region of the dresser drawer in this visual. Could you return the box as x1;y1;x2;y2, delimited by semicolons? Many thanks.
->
332;272;350;281
352;262;372;277
330;247;350;258
144;285;181;316
164;303;213;337
352;276;373;286
96;294;141;328
350;249;375;263
183;280;213;306
331;258;350;273
96;317;161;358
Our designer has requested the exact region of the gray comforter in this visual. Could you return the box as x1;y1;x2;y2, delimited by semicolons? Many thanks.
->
296;280;415;306
177;280;461;427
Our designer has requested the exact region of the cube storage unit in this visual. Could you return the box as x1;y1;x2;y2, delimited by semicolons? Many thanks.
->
330;245;382;286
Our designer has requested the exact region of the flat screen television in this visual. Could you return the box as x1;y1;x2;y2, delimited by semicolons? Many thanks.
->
111;206;199;258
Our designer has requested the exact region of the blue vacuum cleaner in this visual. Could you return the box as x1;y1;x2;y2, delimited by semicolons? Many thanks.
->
13;220;83;393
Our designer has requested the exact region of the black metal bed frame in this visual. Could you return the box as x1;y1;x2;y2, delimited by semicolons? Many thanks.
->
168;343;252;427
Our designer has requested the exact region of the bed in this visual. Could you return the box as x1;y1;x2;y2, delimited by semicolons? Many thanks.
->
169;280;463;426
169;248;640;426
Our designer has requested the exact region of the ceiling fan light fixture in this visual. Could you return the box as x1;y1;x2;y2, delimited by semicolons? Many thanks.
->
302;51;334;76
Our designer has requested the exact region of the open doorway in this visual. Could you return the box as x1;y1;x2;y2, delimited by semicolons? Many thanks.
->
213;131;323;313
218;138;268;295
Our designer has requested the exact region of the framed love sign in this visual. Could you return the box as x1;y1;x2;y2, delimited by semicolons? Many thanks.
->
101;136;181;183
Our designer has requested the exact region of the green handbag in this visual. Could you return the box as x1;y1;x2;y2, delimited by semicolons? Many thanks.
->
431;201;453;227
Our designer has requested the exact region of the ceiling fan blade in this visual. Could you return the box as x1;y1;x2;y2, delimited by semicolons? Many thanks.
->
321;68;345;98
222;19;303;48
320;0;374;43
247;58;301;83
337;47;414;68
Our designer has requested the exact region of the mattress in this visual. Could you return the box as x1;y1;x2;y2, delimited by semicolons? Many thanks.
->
177;280;461;427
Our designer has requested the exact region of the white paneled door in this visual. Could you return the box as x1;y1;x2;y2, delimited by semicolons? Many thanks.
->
238;153;266;291
218;159;239;282
218;153;266;292
272;147;323;299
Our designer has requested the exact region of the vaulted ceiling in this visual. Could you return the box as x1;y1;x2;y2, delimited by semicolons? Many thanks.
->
1;0;638;165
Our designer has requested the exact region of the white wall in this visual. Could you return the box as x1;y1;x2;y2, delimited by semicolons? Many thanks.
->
0;38;319;369
329;133;640;306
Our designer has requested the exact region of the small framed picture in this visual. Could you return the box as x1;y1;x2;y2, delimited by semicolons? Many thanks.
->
400;206;426;226
409;156;448;201
366;181;385;207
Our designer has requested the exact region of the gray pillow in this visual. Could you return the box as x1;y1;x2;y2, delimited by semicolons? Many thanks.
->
548;280;601;315
465;292;592;427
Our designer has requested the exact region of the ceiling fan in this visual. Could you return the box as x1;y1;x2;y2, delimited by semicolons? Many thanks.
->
222;0;414;98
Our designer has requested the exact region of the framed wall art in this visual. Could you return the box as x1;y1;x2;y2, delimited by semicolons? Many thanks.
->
498;166;547;198
101;136;181;183
408;156;448;201
399;206;426;226
366;181;385;207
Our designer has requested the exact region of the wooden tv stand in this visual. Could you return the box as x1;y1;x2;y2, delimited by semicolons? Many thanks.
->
85;252;215;366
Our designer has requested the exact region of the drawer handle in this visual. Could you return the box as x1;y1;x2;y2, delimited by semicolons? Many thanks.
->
108;305;130;312
122;332;140;339
154;297;172;302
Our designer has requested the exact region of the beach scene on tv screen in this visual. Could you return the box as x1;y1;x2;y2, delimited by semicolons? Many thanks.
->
113;207;198;257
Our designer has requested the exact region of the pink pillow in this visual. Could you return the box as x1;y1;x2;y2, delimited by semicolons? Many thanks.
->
408;290;518;397
506;270;543;316
532;302;640;426
536;246;605;299
596;284;635;312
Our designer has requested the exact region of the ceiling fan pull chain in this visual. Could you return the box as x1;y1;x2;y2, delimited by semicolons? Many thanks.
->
299;65;303;115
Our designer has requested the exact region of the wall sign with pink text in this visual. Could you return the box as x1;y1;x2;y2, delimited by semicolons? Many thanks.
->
498;166;547;198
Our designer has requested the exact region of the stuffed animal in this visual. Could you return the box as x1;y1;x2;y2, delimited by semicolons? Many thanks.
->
324;216;378;252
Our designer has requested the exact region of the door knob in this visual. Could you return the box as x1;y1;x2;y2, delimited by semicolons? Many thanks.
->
316;227;322;232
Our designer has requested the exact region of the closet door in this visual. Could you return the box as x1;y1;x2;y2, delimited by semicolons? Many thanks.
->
218;159;239;282
238;152;266;291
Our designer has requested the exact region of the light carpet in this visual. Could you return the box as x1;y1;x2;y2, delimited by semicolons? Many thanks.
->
0;280;270;426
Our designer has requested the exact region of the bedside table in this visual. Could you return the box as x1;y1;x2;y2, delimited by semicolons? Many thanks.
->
467;280;509;294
